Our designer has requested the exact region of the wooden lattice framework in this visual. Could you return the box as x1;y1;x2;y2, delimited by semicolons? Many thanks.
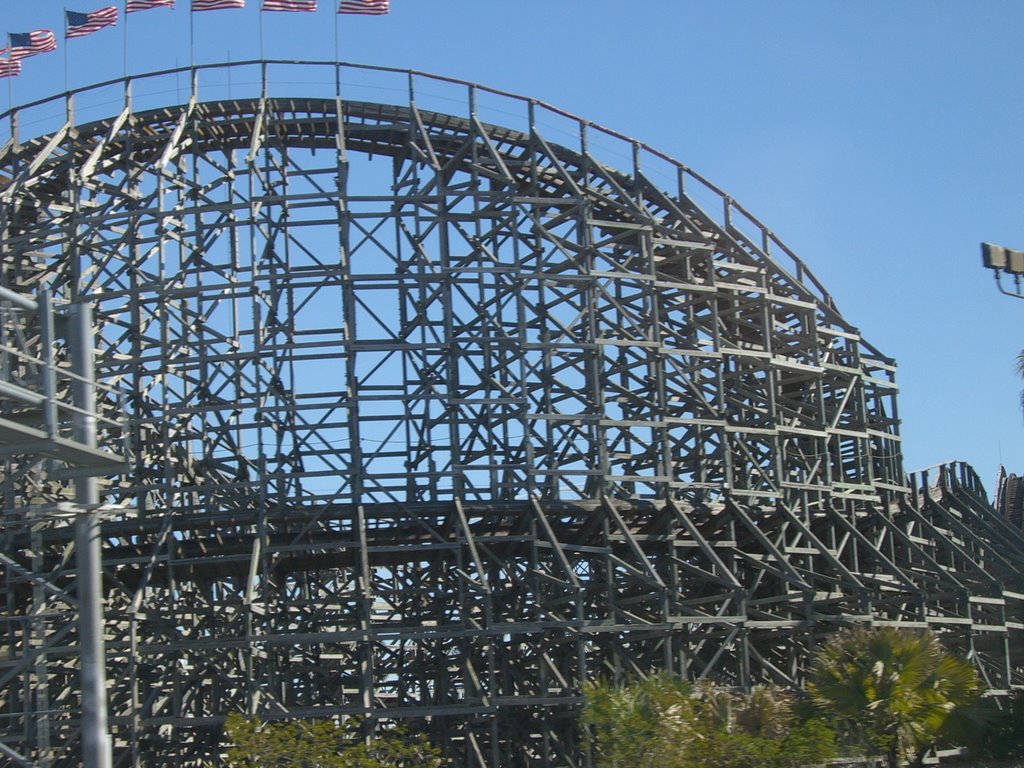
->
0;62;1022;768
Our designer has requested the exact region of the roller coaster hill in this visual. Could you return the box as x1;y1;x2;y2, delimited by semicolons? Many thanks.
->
1;61;1023;768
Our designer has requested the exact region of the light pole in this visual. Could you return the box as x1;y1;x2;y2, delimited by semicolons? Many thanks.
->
69;300;113;768
0;287;123;768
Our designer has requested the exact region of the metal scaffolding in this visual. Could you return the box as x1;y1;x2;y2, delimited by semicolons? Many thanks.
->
0;61;1021;767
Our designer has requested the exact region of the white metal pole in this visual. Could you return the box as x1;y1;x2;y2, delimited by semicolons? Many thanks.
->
259;4;265;61
63;8;70;92
122;2;128;77
71;300;113;768
6;36;13;115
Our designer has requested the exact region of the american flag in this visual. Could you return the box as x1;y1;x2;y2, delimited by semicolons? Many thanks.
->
126;0;175;11
0;59;22;79
192;0;246;9
7;31;58;60
66;7;118;39
263;0;317;10
338;0;388;14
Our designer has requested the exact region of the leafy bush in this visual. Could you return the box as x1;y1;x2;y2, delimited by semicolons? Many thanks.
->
221;713;441;768
582;676;836;768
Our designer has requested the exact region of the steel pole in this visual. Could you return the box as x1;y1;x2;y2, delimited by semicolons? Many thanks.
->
70;300;112;768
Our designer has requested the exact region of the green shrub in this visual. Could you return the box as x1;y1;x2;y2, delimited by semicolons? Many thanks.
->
582;677;836;768
221;713;441;768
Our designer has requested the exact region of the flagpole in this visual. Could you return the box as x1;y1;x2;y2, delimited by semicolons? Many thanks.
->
6;36;13;117
189;3;195;69
3;65;9;143
259;5;265;62
123;2;128;78
63;8;70;93
334;6;340;95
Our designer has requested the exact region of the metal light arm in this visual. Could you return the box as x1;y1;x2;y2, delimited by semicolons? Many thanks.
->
993;269;1024;299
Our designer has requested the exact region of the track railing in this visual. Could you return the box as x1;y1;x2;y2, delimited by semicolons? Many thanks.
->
0;59;858;342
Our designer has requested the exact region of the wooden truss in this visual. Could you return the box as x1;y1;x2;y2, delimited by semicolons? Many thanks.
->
0;62;1020;767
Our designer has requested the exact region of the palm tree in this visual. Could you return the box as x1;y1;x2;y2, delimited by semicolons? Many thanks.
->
1017;351;1024;415
734;686;794;741
581;674;696;768
808;627;981;768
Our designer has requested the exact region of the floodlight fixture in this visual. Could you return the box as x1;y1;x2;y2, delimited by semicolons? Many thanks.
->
981;241;1024;298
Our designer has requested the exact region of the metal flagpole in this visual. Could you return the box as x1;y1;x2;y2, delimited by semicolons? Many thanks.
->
122;2;128;77
63;8;70;93
189;2;195;68
259;3;265;61
334;4;339;95
6;36;13;115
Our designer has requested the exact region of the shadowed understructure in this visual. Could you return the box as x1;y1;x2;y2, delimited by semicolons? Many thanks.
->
1;61;1022;767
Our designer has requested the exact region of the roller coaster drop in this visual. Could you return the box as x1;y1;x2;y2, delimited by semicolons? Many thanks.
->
1;61;1023;767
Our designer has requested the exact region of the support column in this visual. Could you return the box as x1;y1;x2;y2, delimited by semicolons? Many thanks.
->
71;300;112;768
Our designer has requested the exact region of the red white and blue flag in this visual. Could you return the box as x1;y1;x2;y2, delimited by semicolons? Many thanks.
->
192;0;246;9
6;31;58;60
126;0;175;11
338;0;387;13
0;59;22;79
263;0;316;10
66;7;118;39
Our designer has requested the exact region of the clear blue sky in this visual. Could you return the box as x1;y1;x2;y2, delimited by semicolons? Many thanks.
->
2;0;1023;494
